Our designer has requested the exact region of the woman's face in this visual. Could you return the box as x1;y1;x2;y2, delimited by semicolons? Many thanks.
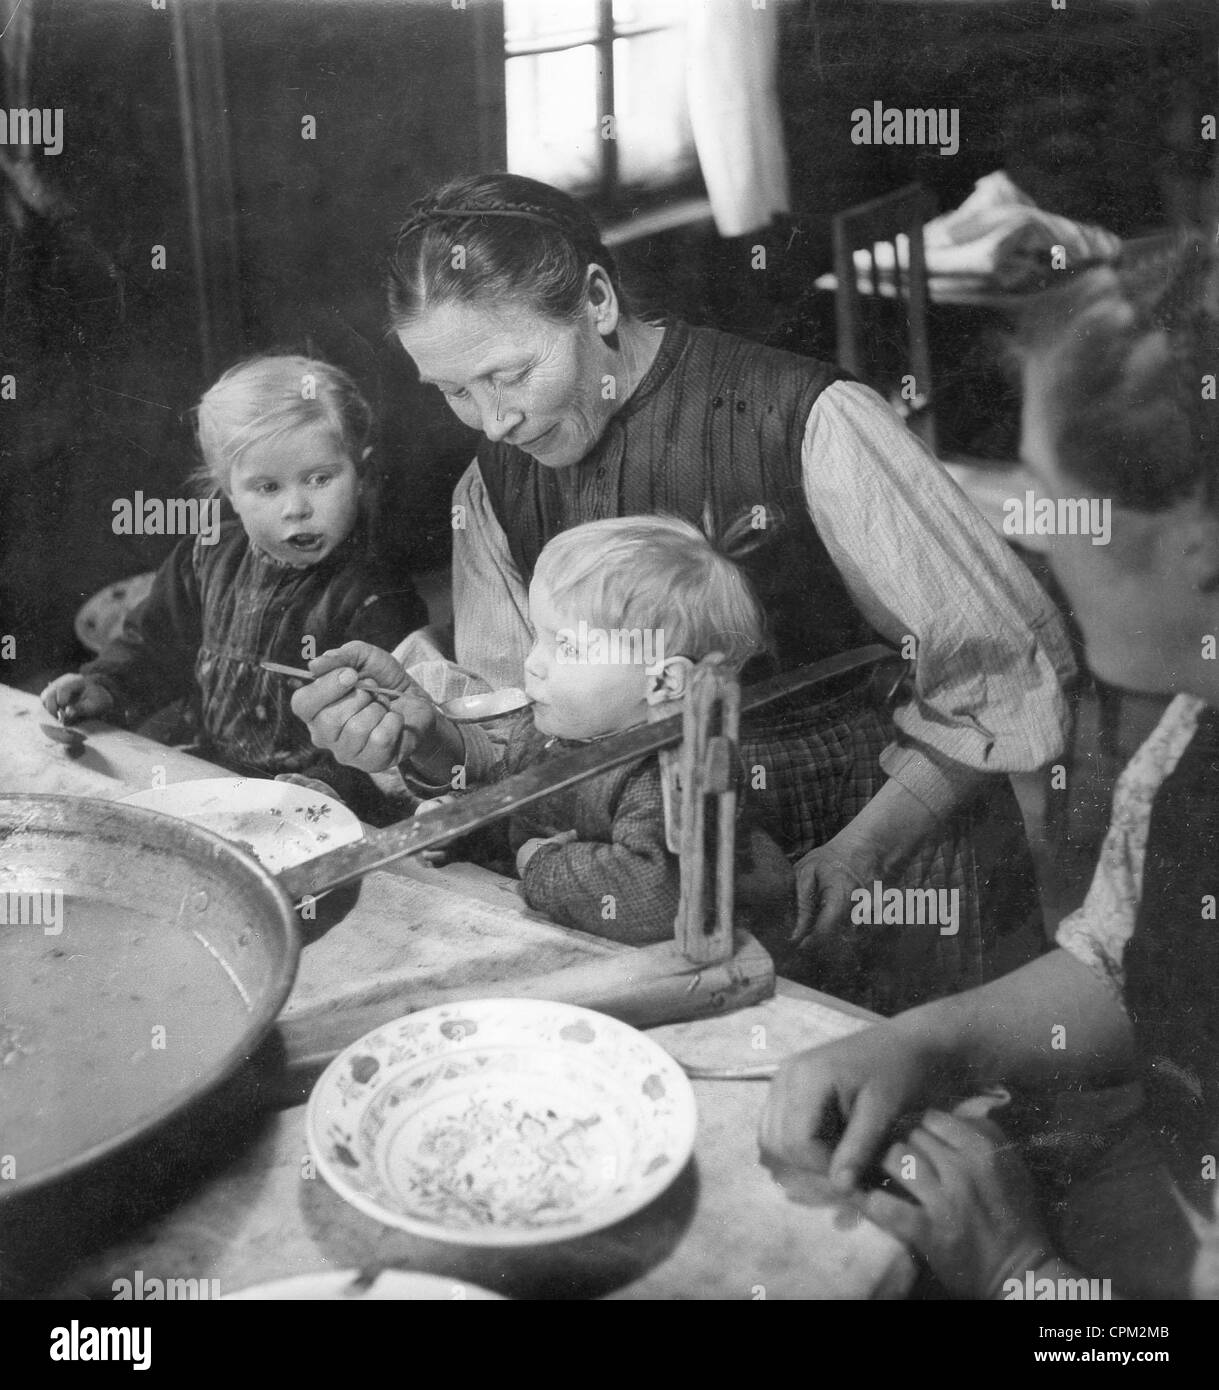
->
1021;354;1219;698
397;291;620;470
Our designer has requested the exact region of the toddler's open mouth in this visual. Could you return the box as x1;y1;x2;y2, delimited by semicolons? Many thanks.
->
285;533;325;553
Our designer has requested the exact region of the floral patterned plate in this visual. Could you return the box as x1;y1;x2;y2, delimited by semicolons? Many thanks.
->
307;999;698;1246
120;777;362;873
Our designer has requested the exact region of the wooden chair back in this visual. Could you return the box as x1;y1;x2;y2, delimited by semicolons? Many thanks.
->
832;183;937;450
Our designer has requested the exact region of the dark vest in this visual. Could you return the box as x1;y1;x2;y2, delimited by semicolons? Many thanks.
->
476;322;879;671
1124;706;1219;1203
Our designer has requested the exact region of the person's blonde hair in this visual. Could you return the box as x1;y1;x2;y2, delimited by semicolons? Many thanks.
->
192;354;372;494
532;513;768;671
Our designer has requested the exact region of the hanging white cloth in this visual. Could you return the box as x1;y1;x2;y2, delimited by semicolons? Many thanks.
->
685;0;791;238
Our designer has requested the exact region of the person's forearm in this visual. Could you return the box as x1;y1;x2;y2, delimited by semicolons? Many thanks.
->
835;758;987;878
890;948;1136;1095
520;840;678;943
400;714;466;789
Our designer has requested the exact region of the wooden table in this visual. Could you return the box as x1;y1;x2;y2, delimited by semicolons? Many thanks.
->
0;683;913;1300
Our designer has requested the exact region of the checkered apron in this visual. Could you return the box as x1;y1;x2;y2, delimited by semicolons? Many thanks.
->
739;679;1040;1014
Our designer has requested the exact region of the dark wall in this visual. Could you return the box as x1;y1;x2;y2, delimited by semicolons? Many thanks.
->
620;0;1216;377
1;0;198;685
217;0;503;582
1;0;499;686
778;0;1216;266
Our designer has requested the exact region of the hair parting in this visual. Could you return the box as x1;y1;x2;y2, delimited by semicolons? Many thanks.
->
387;172;627;328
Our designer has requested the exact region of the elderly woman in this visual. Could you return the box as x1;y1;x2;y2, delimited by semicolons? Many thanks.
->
762;235;1219;1299
294;173;1073;1014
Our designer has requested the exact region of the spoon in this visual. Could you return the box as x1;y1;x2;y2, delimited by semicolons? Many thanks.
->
675;1060;779;1081
40;720;87;753
259;662;532;725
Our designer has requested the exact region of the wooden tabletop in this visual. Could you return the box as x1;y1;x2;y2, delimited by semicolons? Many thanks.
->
0;683;912;1300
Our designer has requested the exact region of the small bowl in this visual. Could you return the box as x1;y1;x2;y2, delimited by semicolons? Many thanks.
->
307;999;697;1246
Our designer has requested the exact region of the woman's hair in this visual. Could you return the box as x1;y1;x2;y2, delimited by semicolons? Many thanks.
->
193;354;372;494
386;172;627;328
1016;232;1219;512
532;513;768;671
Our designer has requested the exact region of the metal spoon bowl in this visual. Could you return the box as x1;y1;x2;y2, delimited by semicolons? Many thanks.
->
439;688;532;725
40;722;87;752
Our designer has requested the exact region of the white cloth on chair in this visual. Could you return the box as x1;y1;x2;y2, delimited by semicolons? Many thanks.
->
852;171;1122;295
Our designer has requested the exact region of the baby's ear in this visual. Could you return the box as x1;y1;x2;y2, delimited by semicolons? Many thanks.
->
646;655;692;706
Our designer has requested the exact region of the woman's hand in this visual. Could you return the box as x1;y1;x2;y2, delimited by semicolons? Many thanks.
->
791;836;878;993
40;673;114;724
760;1023;950;1192
289;642;438;775
862;1109;1052;1298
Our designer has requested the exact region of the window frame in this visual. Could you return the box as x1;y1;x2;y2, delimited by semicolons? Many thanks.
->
503;0;705;224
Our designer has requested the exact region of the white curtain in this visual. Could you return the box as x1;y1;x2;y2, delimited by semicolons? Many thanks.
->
685;0;791;237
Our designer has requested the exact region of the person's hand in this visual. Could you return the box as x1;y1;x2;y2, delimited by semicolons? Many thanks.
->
791;837;878;994
289;642;438;775
40;673;114;724
861;1109;1052;1298
516;829;578;876
760;1023;949;1192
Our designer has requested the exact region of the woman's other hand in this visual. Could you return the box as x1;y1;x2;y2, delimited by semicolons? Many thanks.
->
40;673;114;724
791;838;877;994
760;1022;949;1193
862;1109;1052;1298
290;641;437;774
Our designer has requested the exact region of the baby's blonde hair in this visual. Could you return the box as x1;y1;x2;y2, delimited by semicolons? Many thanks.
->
193;354;372;493
532;514;767;671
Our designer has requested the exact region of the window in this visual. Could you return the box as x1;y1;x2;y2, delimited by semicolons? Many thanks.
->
504;0;701;215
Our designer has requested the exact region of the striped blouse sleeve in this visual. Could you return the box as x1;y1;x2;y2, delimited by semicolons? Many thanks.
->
801;379;1076;814
451;460;534;690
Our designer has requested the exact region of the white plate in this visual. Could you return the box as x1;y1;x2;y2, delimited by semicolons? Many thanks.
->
223;1270;504;1300
308;999;697;1247
120;777;362;873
